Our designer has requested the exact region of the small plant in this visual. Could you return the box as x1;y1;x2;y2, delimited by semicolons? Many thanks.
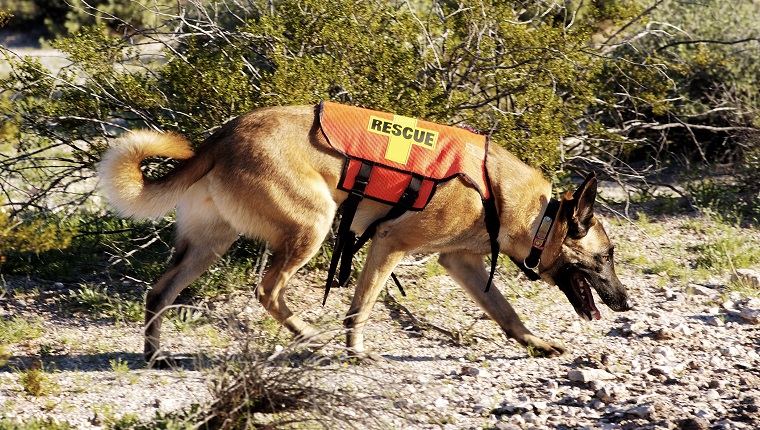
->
110;357;130;378
169;307;208;333
0;345;10;367
18;364;59;397
66;284;142;323
0;417;74;429
690;229;760;274
0;316;44;344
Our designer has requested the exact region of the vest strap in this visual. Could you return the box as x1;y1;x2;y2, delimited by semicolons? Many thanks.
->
483;196;500;292
345;174;424;297
323;161;373;305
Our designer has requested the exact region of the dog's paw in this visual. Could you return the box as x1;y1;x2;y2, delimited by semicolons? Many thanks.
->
345;348;385;363
525;338;567;358
294;326;322;344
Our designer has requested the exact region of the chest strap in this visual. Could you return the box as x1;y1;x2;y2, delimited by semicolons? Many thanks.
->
324;161;502;304
323;161;373;305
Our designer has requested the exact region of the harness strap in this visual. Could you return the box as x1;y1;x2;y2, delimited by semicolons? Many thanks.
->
323;161;373;306
346;174;424;297
483;196;500;292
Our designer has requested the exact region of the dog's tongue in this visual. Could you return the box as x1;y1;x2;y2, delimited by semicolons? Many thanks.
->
574;272;602;321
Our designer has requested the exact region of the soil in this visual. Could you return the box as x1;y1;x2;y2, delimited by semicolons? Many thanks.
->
1;207;759;429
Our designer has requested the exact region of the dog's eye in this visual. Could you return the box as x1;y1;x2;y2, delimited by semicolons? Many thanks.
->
601;253;612;263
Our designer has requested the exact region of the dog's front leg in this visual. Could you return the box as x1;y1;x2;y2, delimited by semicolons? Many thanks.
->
344;240;406;357
438;251;565;357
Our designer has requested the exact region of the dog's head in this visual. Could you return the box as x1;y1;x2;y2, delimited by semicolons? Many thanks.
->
539;173;633;320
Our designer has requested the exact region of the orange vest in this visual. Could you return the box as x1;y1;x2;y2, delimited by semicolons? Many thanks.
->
319;101;491;209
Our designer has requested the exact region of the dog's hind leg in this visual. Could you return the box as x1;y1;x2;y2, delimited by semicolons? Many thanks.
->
254;224;331;341
438;251;566;357
344;239;406;357
144;184;238;366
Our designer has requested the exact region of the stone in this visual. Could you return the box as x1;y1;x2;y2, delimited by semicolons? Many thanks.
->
731;268;760;289
649;365;676;378
687;284;716;296
625;403;656;420
653;346;675;360
493;422;521;430
673;323;692;336
621;322;645;336
596;384;628;403
706;316;725;327
521;411;542;425
720;346;741;357
653;327;677;340
739;307;760;324
678;417;710;430
709;356;724;368
474;396;495;410
567;369;616;383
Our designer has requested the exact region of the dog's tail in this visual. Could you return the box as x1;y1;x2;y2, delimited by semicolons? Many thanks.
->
98;130;212;220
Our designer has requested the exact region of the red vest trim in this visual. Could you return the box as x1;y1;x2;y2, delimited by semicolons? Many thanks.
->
319;101;490;209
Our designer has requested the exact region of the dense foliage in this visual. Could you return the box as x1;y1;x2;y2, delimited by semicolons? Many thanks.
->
1;0;759;267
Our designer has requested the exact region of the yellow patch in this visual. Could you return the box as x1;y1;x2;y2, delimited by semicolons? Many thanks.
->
367;115;439;164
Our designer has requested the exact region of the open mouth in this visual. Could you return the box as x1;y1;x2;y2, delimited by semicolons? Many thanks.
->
559;268;602;321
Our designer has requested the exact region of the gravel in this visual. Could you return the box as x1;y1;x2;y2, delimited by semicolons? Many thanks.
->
1;213;759;429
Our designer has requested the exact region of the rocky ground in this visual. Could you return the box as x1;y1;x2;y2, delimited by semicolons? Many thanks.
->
1;210;759;429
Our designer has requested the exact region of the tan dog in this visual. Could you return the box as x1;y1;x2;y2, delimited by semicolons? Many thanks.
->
98;105;632;365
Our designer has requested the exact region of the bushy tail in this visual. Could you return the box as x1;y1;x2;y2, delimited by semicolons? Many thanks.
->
98;130;211;220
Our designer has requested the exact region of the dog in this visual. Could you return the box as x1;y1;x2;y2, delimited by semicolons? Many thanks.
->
98;104;632;365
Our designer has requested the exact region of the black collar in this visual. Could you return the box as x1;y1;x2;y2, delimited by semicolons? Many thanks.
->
523;198;560;272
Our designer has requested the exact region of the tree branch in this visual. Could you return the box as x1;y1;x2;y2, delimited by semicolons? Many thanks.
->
656;37;760;52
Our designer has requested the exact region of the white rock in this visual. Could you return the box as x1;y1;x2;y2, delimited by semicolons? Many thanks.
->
433;397;449;408
687;284;716;296
625;403;656;419
709;356;724;368
521;411;542;424
739;307;760;324
721;346;741;357
731;268;760;288
653;346;675;360
567;369;616;383
673;323;692;336
474;396;494;410
596;384;628;403
649;365;676;377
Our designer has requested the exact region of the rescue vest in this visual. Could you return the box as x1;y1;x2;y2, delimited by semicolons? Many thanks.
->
318;101;500;303
320;101;491;208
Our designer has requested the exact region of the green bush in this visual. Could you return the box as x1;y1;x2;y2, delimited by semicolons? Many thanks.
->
1;0;759;285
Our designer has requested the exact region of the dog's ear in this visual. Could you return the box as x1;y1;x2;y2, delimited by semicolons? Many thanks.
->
563;172;597;239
